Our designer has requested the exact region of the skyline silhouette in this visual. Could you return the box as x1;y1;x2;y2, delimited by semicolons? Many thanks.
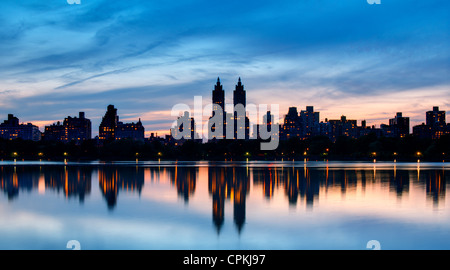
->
0;78;448;144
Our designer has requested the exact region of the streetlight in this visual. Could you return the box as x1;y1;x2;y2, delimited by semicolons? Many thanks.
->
416;152;422;163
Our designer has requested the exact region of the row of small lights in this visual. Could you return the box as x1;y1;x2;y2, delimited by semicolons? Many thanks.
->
6;151;446;160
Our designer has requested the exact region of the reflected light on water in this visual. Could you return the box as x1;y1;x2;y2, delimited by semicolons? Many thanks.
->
0;161;449;250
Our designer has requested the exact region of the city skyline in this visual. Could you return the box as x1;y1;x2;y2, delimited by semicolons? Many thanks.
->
0;88;448;142
1;76;449;138
0;1;448;137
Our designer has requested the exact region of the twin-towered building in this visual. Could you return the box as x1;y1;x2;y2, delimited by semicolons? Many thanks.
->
210;77;250;140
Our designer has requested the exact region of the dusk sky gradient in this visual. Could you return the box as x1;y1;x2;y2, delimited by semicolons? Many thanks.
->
0;0;449;136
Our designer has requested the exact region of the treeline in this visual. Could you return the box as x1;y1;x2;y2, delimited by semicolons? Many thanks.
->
0;133;449;161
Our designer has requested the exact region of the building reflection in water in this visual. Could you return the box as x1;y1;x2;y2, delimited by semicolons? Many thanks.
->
0;166;92;201
208;166;250;234
168;166;197;204
0;166;39;200
0;164;448;229
98;166;145;209
44;166;92;203
426;169;446;206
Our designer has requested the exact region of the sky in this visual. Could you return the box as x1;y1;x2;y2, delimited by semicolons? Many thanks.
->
0;0;449;136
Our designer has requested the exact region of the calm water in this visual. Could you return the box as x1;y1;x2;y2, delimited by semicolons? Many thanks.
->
0;160;449;250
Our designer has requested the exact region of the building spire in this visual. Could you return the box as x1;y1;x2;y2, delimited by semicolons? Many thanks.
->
217;77;220;84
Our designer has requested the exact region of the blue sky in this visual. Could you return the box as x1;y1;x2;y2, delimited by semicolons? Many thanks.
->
0;0;449;136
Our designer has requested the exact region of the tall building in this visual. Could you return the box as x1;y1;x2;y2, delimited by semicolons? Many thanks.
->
99;105;145;142
209;78;226;140
99;105;118;142
233;78;249;139
281;107;301;140
0;114;41;141
212;77;225;114
299;106;320;138
387;112;410;138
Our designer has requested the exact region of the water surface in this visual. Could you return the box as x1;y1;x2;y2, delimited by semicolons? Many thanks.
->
0;161;449;250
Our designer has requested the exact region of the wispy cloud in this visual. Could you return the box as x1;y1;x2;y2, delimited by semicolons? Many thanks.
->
0;0;448;135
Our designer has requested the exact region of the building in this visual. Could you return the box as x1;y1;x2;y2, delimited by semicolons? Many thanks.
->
413;106;447;140
232;78;250;140
43;112;91;143
426;106;446;127
116;120;145;141
299;106;320;138
387;112;410;138
254;111;280;140
99;105;145;142
412;123;432;139
327;115;358;142
281;107;301;140
426;106;447;139
43;122;65;141
99;105;119;142
63;112;92;143
0;114;41;141
171;111;198;141
209;78;226;140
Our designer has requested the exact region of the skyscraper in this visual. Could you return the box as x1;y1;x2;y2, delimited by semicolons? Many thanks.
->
233;78;249;140
233;77;246;109
99;105;118;142
212;77;225;114
210;78;226;140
